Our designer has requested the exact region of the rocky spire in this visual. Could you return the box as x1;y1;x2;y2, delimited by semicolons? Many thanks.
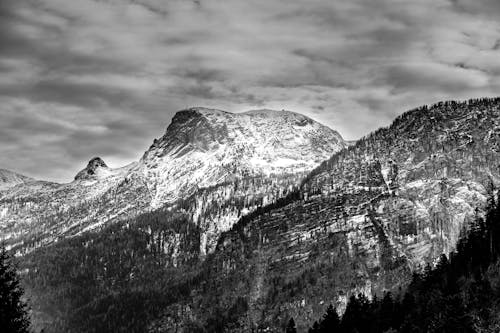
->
74;157;108;180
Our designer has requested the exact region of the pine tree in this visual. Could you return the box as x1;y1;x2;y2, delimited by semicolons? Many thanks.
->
319;304;340;332
286;317;297;333
340;295;362;332
0;246;30;332
379;292;395;331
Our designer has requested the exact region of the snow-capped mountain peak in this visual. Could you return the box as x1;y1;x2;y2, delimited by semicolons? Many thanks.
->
139;107;345;206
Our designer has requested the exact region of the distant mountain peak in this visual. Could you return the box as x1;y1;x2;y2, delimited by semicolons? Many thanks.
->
0;169;34;190
74;157;109;180
140;107;346;206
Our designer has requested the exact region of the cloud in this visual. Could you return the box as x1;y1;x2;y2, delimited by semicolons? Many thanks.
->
1;0;500;181
384;62;489;93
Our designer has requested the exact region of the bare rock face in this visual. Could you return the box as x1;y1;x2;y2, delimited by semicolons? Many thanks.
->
74;157;109;180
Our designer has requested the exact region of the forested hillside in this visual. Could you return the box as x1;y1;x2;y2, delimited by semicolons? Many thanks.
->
23;209;203;332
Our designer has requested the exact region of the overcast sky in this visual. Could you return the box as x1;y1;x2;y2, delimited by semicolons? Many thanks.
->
1;0;500;182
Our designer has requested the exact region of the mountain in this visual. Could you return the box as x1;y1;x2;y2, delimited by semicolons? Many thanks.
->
0;108;345;255
139;108;344;207
137;107;345;255
145;98;500;331
0;169;34;191
18;98;500;333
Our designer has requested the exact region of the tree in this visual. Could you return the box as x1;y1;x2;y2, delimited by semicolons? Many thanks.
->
341;294;373;332
320;304;340;331
379;292;395;331
0;246;30;332
286;317;297;333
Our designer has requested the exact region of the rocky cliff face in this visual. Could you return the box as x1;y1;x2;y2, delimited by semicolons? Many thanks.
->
0;108;344;255
74;157;110;180
303;99;499;266
150;98;500;332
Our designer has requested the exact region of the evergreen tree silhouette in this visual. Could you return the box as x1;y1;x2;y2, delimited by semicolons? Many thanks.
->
319;304;340;332
0;246;30;332
286;317;297;333
379;292;395;331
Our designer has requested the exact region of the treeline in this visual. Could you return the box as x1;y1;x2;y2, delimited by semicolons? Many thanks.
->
308;192;500;332
0;246;30;332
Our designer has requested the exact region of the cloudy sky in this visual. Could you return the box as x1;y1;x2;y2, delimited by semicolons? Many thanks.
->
1;0;500;182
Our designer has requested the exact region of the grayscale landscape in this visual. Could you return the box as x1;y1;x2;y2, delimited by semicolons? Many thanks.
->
1;1;500;332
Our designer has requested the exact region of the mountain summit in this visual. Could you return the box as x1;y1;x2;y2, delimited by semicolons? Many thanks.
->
74;157;109;180
139;107;345;206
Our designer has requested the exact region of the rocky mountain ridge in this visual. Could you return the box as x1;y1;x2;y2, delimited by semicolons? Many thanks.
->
139;107;344;207
0;108;345;255
148;98;500;331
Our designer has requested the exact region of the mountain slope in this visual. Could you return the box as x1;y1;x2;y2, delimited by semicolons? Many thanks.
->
0;108;345;255
0;169;34;191
138;107;345;254
149;98;500;331
310;192;500;333
0;161;148;251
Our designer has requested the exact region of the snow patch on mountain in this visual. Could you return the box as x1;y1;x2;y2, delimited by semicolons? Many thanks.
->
140;107;345;207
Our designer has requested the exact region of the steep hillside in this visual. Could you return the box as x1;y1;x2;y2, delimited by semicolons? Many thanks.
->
150;98;500;331
0;161;149;252
309;192;500;333
0;108;344;255
304;98;499;265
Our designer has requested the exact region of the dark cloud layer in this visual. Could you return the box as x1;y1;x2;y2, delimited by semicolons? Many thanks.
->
1;0;500;182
